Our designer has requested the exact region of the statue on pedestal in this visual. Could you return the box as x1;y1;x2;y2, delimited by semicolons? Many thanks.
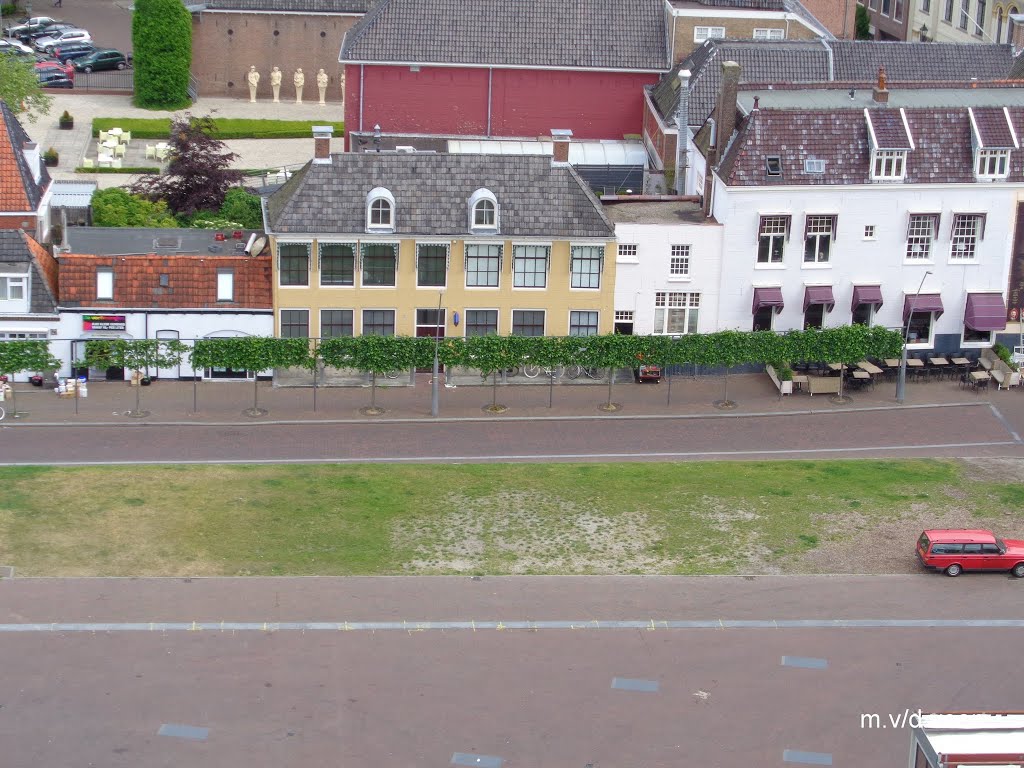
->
294;68;305;104
270;66;282;103
317;69;328;105
247;66;260;102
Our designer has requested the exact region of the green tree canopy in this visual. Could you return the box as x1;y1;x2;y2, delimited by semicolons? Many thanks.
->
90;188;178;228
132;0;192;109
0;57;53;122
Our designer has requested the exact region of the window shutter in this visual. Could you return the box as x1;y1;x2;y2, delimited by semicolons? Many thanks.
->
828;214;837;240
784;215;791;241
757;216;765;242
929;213;940;239
977;213;987;240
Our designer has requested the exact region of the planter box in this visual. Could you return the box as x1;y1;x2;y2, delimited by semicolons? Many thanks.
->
43;156;58;167
59;121;73;130
765;364;793;395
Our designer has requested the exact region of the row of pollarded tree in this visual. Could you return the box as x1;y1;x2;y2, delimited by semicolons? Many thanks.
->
0;326;904;416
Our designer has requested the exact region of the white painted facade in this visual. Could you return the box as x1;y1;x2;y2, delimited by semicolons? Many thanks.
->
709;179;1020;349
611;213;724;336
51;310;274;380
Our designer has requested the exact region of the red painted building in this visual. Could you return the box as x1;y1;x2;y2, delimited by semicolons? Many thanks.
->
339;0;669;148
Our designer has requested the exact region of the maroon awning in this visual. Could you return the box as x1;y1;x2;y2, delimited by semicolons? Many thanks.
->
851;284;883;312
903;293;944;323
964;293;1007;332
803;285;835;312
752;286;784;314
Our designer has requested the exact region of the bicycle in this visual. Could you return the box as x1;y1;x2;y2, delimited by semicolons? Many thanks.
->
523;364;563;379
481;366;519;381
0;404;5;421
383;369;401;379
565;365;602;380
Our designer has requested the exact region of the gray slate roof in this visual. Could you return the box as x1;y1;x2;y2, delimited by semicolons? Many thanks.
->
651;38;1023;128
192;0;372;12
340;0;669;70
716;106;1024;187
0;231;57;315
266;153;614;238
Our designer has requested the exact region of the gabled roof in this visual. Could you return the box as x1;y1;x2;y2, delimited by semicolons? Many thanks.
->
0;230;58;315
650;39;1023;129
265;153;615;238
193;0;372;11
339;0;669;71
969;106;1019;149
865;108;913;150
0;100;50;214
715;106;1024;186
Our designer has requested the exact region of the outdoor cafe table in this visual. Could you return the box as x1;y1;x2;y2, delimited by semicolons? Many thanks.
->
857;361;883;374
884;358;900;368
108;127;123;136
827;362;846;371
906;358;924;367
951;357;971;366
97;153;113;166
970;370;991;383
929;357;950;366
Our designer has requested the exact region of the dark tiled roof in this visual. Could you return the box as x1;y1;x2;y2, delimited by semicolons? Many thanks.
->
866;109;912;149
57;253;273;309
830;41;1018;83
340;0;669;70
0;100;50;213
195;0;372;11
650;39;1023;128
0;231;57;314
717;107;1024;186
971;106;1017;148
266;153;615;238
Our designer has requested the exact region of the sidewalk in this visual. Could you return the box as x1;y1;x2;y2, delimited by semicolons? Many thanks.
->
1;371;1012;426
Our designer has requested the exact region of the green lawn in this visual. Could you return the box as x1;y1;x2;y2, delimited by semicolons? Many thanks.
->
0;460;1020;576
91;118;345;140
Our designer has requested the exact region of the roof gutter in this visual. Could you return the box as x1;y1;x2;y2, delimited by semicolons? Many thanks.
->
340;59;667;74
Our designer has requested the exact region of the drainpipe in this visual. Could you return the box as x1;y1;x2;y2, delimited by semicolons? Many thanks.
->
487;67;493;137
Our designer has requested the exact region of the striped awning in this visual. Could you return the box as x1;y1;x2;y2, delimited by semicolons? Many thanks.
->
964;293;1007;332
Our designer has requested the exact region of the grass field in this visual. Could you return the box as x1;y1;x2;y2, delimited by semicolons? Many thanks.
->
0;460;1021;577
91;118;346;140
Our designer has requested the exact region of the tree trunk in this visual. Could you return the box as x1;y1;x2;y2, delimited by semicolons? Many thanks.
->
492;371;498;408
253;376;259;412
134;377;141;414
606;368;614;408
723;368;730;403
370;371;378;410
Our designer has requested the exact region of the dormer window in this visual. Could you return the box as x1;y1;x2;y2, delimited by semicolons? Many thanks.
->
976;149;1010;179
468;188;499;232
871;150;907;181
366;187;395;232
865;108;913;182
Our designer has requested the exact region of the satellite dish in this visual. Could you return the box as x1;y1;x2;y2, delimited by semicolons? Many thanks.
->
249;235;268;256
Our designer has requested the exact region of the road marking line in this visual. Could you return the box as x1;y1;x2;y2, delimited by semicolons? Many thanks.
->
781;656;828;669
0;619;1022;633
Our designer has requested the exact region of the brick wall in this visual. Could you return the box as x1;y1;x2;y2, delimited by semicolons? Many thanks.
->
642;97;674;171
0;215;35;230
801;0;857;38
673;17;819;62
190;12;359;101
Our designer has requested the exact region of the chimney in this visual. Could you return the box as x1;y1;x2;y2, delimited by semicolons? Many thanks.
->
22;140;41;183
673;69;691;194
550;128;573;164
312;125;333;164
872;66;889;104
704;60;740;216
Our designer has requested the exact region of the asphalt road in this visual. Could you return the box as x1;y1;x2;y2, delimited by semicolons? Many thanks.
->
0;576;1020;767
1;402;1021;464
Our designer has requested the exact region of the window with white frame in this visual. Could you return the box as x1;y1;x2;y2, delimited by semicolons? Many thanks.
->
216;269;234;301
694;25;725;42
320;242;356;286
511;309;545;336
0;275;27;301
465;309;498;336
614;310;634;322
469;189;498;232
416;243;448;287
569;310;599;336
654;292;699;335
570;245;603;289
906;213;938;260
280;309;309;338
513;245;550;288
0;331;46;339
362;309;395;336
321;309;354;338
757;215;789;264
803;215;836;263
361;243;398;286
871;150;907;181
753;27;785;39
366;187;395;231
278;243;310;286
669;245;691;277
465;243;502;287
96;267;113;299
617;243;639;263
864;225;876;239
944;0;954;20
950;213;985;261
976;149;1010;179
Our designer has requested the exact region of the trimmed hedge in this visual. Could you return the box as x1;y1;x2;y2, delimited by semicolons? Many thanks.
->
92;117;346;140
132;0;192;109
76;166;161;174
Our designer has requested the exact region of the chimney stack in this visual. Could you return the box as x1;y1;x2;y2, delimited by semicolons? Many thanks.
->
550;129;573;164
673;69;691;194
872;66;889;104
312;125;333;164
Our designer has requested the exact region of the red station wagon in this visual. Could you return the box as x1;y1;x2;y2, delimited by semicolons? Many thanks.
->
917;529;1024;577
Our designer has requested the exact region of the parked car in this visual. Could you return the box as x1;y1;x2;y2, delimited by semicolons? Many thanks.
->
35;29;90;53
20;22;75;44
52;42;96;62
73;48;129;73
0;38;33;55
5;17;60;39
36;59;74;78
37;70;74;89
917;529;1024;577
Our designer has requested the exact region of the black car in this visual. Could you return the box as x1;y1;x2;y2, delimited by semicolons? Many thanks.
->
73;49;129;73
21;22;75;43
38;70;73;89
53;42;96;62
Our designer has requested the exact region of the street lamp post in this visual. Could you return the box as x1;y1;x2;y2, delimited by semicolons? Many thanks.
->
430;291;444;418
896;270;933;404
